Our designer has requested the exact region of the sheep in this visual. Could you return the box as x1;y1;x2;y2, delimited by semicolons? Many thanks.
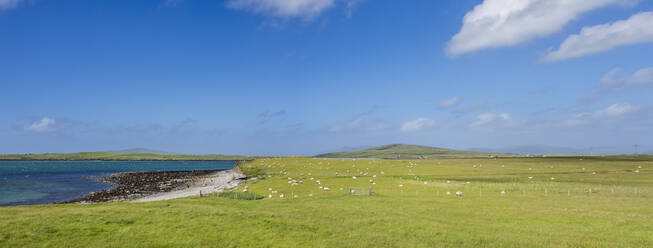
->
280;194;284;198
352;176;357;179
455;191;463;197
268;194;272;198
323;187;330;191
528;176;534;180
446;191;451;195
500;190;506;195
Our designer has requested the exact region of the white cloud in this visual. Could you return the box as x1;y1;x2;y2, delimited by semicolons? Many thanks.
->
400;118;438;132
0;0;23;10
544;12;653;62
226;0;335;19
446;0;626;56
469;113;510;127
594;103;639;118
439;97;460;109
600;67;653;89
24;117;56;132
564;103;640;126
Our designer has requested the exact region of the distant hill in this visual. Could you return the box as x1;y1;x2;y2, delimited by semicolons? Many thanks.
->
102;148;174;155
470;145;586;155
314;144;507;159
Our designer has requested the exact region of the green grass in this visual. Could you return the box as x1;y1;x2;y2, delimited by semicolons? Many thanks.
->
1;156;652;247
0;152;271;161
315;144;508;159
214;192;264;200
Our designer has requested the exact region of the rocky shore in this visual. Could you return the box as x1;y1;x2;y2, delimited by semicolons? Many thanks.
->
65;169;243;203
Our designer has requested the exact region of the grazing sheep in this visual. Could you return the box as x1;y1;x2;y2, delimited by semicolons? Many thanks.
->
280;194;284;198
455;191;463;197
500;190;506;195
352;176;357;179
528;176;534;179
323;187;330;191
446;191;451;195
268;194;272;198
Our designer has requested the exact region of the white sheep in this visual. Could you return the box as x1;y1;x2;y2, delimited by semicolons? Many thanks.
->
455;191;463;197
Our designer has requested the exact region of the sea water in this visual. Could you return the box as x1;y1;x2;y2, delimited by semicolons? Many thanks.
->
0;160;235;206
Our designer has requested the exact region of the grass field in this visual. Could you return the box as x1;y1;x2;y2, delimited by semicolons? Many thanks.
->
0;152;267;161
1;156;652;247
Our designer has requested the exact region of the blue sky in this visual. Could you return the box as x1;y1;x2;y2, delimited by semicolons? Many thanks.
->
1;0;653;155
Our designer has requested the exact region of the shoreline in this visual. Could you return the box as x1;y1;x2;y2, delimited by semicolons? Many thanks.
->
64;169;246;204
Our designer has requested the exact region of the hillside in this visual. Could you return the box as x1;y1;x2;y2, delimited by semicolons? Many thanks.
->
315;144;507;159
103;148;174;155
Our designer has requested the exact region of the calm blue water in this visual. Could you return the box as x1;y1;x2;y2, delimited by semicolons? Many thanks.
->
0;160;235;206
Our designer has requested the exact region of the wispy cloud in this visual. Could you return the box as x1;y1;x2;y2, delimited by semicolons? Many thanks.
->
469;113;510;127
446;0;628;56
400;118;439;132
543;11;653;62
24;117;56;132
439;97;460;109
226;0;362;20
259;110;286;124
0;0;23;10
226;0;335;20
600;67;653;90
583;67;653;102
563;103;640;127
